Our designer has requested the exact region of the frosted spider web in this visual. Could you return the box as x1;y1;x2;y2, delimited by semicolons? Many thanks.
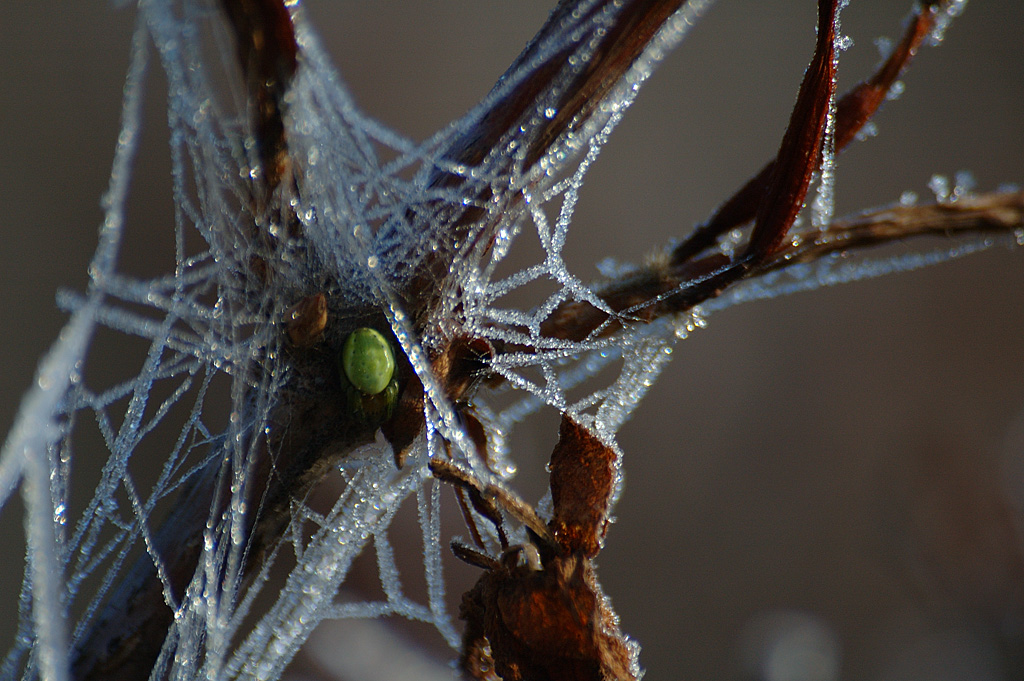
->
0;1;1011;680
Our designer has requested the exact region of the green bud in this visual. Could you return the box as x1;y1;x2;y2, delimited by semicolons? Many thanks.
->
341;327;396;396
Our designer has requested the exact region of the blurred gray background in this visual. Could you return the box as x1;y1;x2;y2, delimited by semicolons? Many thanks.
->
2;1;1024;679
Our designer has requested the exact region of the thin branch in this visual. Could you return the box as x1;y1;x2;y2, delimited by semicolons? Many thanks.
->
541;190;1024;342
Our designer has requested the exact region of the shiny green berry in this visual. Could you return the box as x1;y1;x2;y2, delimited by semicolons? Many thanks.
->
341;327;395;396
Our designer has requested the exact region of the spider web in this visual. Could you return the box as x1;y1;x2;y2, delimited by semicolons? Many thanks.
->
0;1;1007;680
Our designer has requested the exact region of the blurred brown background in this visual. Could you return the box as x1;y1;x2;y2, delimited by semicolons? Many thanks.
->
2;1;1023;679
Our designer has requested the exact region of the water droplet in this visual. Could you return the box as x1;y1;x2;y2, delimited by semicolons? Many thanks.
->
543;107;557;119
874;36;893;61
951;170;976;201
854;121;877;142
899;190;918;206
886;80;905;101
928;174;951;203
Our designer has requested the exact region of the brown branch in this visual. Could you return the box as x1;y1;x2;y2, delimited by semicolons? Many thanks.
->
432;0;687;181
671;0;948;265
771;190;1024;268
541;190;1024;342
219;0;298;199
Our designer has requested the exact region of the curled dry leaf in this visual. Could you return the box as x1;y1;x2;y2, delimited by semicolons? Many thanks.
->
432;414;636;681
